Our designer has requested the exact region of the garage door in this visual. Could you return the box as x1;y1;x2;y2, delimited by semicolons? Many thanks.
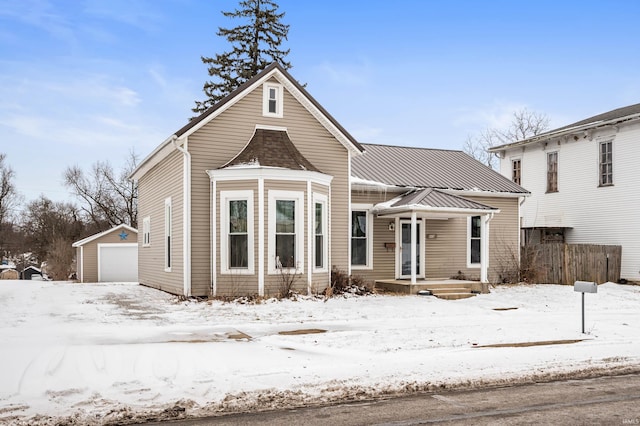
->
98;244;138;282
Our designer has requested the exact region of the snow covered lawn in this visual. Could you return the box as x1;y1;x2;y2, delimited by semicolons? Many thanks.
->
0;281;639;424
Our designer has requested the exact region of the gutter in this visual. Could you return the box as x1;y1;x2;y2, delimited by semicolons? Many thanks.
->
173;136;192;297
489;114;640;153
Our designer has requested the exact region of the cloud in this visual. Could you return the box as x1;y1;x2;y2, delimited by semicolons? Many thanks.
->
82;0;165;33
314;60;373;87
0;0;75;43
454;100;531;131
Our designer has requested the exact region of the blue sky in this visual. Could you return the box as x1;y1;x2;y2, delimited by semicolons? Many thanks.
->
1;0;639;204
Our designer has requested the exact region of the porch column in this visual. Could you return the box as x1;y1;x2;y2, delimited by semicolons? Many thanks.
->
411;211;417;284
480;213;492;283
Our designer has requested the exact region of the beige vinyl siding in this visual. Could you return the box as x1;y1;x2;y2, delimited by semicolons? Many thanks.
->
137;150;184;294
76;247;82;281
188;77;350;296
77;229;137;283
425;196;519;283
351;190;399;283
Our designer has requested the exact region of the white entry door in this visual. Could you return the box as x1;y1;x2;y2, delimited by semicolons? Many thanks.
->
399;220;424;278
98;243;138;282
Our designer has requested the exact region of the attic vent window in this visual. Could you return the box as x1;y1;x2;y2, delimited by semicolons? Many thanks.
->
263;83;283;118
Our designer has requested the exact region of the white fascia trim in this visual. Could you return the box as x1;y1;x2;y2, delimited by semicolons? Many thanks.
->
130;135;180;181
351;203;374;270
219;190;255;275
207;167;333;186
375;205;501;217
275;74;363;156
72;224;138;247
268;190;305;274
439;188;530;198
255;124;288;132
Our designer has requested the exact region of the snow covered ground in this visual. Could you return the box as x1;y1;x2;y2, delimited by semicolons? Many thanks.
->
0;280;638;425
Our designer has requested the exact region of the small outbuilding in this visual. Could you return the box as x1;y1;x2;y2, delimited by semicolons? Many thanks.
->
20;266;43;280
72;224;138;283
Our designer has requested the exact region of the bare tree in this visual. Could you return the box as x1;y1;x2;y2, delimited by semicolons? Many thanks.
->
21;195;85;263
464;108;550;169
0;153;19;225
64;150;138;230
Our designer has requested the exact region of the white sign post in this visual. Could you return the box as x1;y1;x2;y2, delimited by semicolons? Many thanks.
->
574;281;597;334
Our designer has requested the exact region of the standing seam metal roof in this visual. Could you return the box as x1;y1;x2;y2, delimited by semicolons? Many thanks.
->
351;143;528;194
391;188;498;210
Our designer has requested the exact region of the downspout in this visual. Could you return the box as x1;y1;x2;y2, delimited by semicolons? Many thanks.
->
173;136;192;297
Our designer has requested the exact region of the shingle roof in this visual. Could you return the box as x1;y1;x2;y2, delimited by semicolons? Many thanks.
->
222;129;320;172
351;143;528;194
551;102;640;133
490;102;640;151
391;188;498;210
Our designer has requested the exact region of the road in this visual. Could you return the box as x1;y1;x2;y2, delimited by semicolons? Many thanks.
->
147;373;640;425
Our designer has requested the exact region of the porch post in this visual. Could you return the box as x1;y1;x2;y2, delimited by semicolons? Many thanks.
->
480;213;492;283
411;211;417;284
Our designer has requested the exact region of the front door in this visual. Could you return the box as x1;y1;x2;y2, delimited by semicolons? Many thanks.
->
399;220;424;278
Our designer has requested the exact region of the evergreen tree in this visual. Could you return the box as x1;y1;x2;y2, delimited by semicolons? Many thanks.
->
193;0;291;115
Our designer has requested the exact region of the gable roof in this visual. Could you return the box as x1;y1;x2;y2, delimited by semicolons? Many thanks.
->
72;224;138;247
490;102;640;151
352;143;528;194
222;128;320;172
391;188;498;211
131;63;363;181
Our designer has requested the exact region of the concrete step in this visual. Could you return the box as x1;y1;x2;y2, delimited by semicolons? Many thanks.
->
434;292;476;300
421;283;474;291
429;287;470;294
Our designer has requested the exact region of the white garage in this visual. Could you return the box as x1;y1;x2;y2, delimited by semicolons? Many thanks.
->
73;224;139;283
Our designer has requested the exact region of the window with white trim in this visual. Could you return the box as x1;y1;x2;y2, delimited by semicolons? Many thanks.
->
268;190;304;273
351;205;373;269
468;215;481;266
164;197;172;271
599;140;613;186
547;151;558;193
142;216;151;247
313;193;328;271
220;191;254;274
263;83;283;118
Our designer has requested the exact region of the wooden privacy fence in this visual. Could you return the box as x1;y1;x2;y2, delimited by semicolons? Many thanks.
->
521;243;621;285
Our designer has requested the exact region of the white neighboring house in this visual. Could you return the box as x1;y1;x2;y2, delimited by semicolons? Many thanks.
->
489;103;640;281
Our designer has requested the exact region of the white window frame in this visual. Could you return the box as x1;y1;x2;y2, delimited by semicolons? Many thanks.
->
467;215;482;268
164;197;172;272
351;203;373;270
262;83;283;118
268;190;304;274
312;193;328;273
598;139;613;187
220;190;254;275
142;216;151;247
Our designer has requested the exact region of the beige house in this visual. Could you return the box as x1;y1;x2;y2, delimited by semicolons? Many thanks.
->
131;63;528;297
72;224;138;283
